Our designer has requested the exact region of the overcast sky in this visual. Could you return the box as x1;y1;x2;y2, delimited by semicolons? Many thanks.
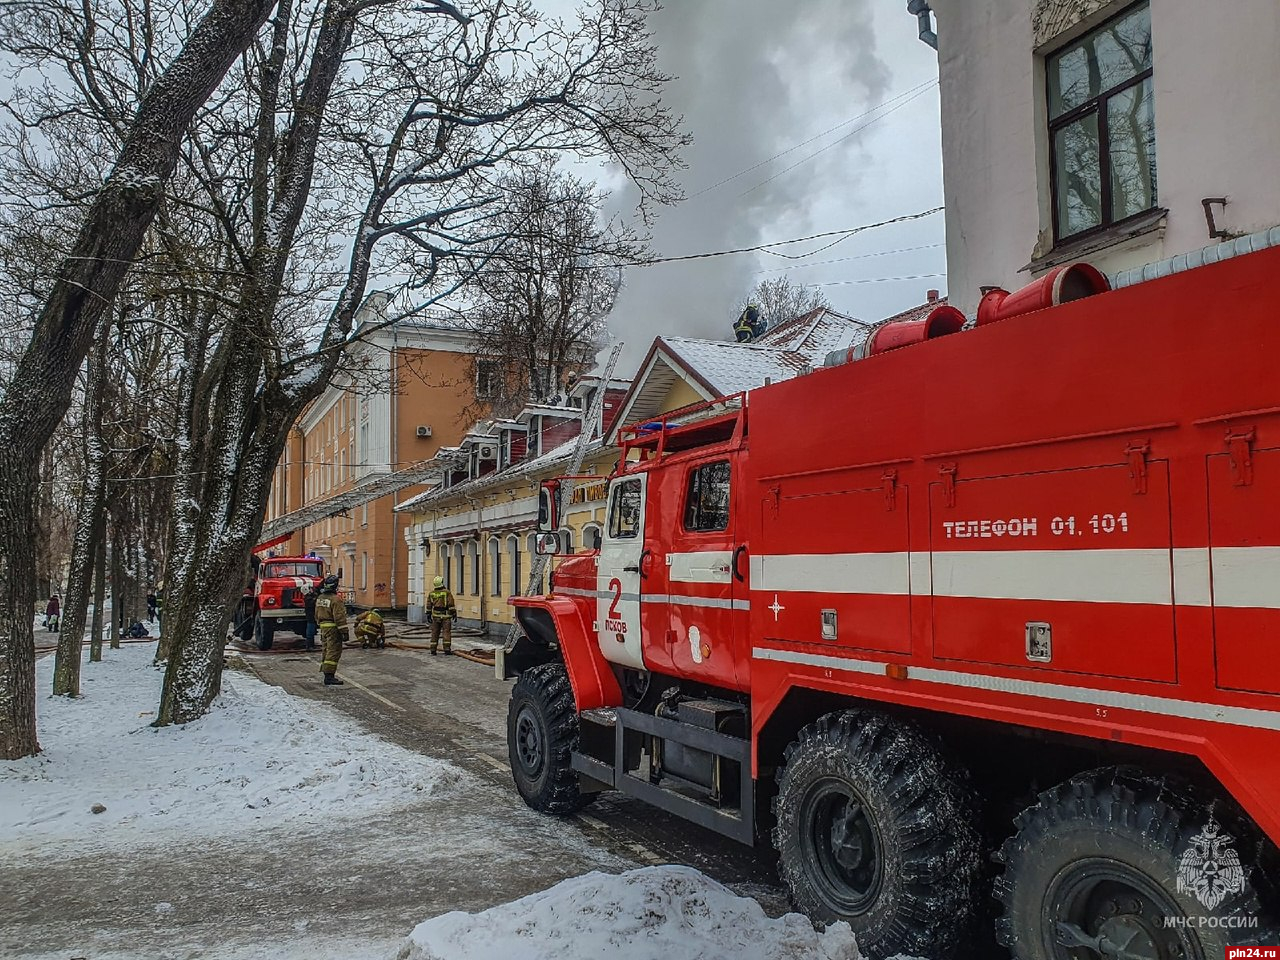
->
540;0;946;367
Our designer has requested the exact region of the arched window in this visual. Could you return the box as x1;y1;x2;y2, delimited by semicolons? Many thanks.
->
582;523;603;551
456;542;466;595
560;528;575;555
507;535;522;596
441;543;452;591
490;537;502;597
468;539;480;596
526;533;544;594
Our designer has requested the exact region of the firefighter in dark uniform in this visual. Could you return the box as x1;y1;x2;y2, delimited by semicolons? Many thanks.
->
427;575;457;655
734;303;766;342
314;574;348;685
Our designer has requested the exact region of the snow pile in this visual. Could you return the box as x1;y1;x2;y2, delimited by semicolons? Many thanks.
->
1;643;458;848
393;866;861;960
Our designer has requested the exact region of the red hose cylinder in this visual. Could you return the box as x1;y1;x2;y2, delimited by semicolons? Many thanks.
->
975;262;1110;327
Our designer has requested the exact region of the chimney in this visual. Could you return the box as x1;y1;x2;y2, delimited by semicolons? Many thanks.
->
926;289;940;303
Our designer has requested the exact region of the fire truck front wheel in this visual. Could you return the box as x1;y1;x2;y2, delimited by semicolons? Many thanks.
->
507;663;594;815
254;616;275;651
997;767;1278;960
773;709;982;957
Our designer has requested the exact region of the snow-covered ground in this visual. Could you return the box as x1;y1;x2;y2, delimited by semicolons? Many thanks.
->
396;866;861;960
4;646;863;960
1;643;458;849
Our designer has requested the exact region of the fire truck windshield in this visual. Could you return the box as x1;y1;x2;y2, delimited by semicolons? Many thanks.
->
262;562;321;578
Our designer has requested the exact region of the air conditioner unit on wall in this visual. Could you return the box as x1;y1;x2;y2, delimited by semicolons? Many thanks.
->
416;425;432;438
478;445;496;459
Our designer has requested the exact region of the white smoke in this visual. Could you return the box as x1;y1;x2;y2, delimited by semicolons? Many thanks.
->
589;0;947;368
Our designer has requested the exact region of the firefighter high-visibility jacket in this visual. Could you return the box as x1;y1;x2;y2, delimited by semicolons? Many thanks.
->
314;593;348;630
355;609;384;643
427;587;457;622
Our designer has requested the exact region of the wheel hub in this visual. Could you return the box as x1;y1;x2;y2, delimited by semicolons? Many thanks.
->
1050;865;1199;960
801;780;884;915
514;708;544;776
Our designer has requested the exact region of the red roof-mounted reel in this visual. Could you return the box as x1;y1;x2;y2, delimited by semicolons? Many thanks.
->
976;262;1110;327
829;303;967;366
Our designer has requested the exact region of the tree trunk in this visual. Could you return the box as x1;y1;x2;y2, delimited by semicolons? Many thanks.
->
53;342;109;696
90;536;106;663
110;529;124;649
0;0;280;760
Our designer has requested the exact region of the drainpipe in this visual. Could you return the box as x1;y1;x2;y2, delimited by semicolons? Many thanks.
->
390;324;399;611
907;0;937;48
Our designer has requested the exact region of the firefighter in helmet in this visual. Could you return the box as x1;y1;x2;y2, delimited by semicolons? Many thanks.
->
733;303;766;343
354;607;385;649
427;575;457;656
313;574;348;685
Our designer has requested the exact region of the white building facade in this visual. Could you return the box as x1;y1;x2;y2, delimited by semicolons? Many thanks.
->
923;0;1280;314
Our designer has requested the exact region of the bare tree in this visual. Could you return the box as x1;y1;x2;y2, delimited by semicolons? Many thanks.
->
0;0;279;758
465;164;640;416
736;275;831;333
155;0;688;724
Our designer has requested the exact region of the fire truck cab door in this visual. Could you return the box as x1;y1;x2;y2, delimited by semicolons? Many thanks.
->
597;473;647;669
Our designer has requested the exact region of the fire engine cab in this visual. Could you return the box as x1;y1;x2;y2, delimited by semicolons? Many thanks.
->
502;243;1280;959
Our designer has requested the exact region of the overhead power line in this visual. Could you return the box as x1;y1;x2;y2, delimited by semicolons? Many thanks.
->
736;82;938;199
685;79;939;201
640;207;943;266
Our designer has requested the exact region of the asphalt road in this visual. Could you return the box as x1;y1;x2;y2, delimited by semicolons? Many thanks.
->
3;628;786;960
238;632;788;911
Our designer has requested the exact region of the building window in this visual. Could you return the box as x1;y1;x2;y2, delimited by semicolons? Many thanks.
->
683;461;731;532
490;538;502;597
361;552;368;590
1047;2;1155;242
468;539;480;596
442;544;452;590
526;533;544;593
476;359;500;400
560;528;575;555
582;523;603;551
456;544;466;595
508;535;521;596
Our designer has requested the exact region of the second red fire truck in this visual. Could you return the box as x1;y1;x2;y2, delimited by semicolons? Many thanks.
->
502;241;1280;958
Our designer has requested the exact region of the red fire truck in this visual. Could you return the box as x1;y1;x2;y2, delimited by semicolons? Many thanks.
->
502;244;1280;958
233;555;324;650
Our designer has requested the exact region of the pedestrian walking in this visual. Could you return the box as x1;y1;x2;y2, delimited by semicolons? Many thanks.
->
313;575;348;685
146;589;158;623
44;594;61;633
426;576;457;656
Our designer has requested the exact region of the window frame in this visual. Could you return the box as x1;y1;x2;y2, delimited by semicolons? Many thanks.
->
1046;1;1154;245
682;460;732;534
606;478;643;540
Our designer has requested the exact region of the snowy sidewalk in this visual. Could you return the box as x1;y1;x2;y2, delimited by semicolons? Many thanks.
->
1;645;856;959
1;643;456;851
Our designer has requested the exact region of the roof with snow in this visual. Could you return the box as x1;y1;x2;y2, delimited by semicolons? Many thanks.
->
606;307;872;442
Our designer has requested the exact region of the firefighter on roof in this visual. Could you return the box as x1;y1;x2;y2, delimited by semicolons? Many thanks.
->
355;608;385;649
314;575;348;685
733;303;766;342
427;575;457;656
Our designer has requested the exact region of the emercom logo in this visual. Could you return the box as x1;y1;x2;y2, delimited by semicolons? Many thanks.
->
1176;818;1247;910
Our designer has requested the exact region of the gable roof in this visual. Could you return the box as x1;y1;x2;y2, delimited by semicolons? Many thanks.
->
606;307;872;441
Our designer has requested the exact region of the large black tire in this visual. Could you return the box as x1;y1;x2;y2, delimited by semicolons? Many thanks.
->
254;616;274;651
507;662;593;815
997;767;1279;960
773;709;983;958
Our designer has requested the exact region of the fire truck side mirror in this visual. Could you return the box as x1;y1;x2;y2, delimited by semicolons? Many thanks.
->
536;482;560;533
534;532;562;556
